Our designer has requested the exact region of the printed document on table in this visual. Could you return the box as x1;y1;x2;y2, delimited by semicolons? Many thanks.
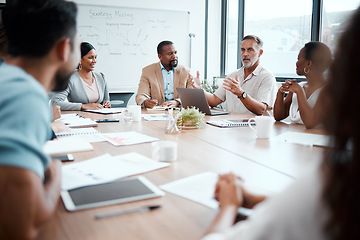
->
43;136;93;155
62;152;169;190
102;132;159;146
142;113;168;121
270;131;331;147
160;172;254;216
59;114;98;128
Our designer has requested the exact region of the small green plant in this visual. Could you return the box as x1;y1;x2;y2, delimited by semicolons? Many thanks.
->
177;107;206;128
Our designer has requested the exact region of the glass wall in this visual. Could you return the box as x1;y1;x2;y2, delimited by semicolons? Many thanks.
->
321;0;358;52
243;0;313;78
226;0;239;74
225;0;360;79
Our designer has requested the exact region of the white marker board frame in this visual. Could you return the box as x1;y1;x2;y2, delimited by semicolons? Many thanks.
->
77;4;190;93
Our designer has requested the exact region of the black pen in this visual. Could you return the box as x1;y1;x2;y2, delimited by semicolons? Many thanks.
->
95;205;161;220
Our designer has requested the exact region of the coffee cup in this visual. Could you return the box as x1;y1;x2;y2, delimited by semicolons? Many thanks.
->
151;141;178;162
248;116;274;138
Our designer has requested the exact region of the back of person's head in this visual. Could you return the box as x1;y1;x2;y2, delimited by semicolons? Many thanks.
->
303;42;332;73
157;40;174;54
80;42;95;58
0;22;7;57
322;6;360;240
242;35;263;50
2;0;77;58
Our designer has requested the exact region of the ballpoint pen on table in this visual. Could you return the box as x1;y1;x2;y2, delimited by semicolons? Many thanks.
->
95;205;161;220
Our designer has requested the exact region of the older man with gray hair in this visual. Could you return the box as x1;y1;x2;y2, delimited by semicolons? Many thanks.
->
192;35;277;115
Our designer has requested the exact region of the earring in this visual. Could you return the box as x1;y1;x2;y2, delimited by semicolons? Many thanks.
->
304;67;310;74
78;64;82;70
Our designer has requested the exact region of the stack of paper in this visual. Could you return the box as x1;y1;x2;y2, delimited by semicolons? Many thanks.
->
62;152;169;190
60;114;98;128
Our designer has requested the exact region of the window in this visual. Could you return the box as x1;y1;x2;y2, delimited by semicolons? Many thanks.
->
243;0;313;78
321;0;358;52
225;0;239;74
219;0;360;79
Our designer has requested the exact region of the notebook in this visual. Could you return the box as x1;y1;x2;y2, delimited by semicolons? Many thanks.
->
177;88;229;115
56;127;100;137
207;119;255;128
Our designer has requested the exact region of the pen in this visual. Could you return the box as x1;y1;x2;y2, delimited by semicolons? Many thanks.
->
95;205;161;220
143;93;160;106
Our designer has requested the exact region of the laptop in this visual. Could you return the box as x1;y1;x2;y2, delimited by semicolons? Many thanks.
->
177;88;230;115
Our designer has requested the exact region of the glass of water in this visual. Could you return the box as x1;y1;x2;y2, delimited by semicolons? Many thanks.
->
123;109;133;124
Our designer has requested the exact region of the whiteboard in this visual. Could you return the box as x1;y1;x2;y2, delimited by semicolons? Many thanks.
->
77;4;190;92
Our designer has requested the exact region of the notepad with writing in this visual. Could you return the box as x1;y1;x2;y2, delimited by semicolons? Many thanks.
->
207;119;254;128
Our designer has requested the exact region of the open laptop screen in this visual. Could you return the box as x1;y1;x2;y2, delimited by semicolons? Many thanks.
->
177;88;229;115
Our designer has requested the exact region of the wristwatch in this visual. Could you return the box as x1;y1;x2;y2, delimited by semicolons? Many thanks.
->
241;91;247;99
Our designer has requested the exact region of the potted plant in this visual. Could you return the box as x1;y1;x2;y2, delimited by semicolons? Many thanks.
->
177;107;206;129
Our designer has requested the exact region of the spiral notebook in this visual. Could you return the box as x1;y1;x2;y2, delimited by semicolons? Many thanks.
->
56;128;99;137
206;119;254;128
55;128;104;143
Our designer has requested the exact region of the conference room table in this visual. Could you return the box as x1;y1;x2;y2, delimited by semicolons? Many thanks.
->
37;109;327;240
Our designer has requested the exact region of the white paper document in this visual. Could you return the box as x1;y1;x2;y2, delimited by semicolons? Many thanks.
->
161;172;219;209
102;131;159;146
160;172;253;216
60;114;98;128
62;152;169;190
142;113;168;121
271;131;331;147
43;137;94;155
55;127;104;143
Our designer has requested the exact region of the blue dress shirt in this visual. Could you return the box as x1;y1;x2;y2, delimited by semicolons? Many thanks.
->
160;62;175;102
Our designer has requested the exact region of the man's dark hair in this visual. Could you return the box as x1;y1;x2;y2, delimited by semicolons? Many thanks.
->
157;40;174;55
80;42;95;58
243;35;263;49
2;0;77;58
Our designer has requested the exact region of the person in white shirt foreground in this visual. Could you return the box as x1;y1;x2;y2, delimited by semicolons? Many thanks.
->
202;7;360;240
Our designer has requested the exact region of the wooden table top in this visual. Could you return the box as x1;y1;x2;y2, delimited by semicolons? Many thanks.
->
37;110;327;240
